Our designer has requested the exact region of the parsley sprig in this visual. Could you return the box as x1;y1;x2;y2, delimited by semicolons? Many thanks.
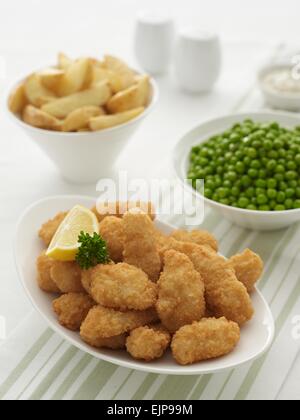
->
76;231;110;269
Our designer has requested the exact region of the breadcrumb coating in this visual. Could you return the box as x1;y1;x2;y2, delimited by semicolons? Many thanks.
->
170;229;218;252
229;249;264;293
171;317;240;365
82;333;127;350
51;260;84;293
53;293;95;331
91;201;155;222
38;212;68;246
123;210;161;281
80;305;158;339
99;216;125;262
90;263;157;311
36;252;60;293
156;250;206;332
161;239;254;325
126;325;171;361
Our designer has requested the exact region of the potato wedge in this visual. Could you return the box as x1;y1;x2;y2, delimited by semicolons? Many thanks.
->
93;65;137;93
24;74;56;107
89;107;144;131
58;52;72;70
103;55;136;91
106;75;150;113
62;106;104;132
58;58;92;96
23;105;61;130
41;81;111;118
39;68;65;93
8;83;27;113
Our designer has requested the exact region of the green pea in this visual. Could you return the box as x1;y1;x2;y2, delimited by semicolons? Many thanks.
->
285;171;297;181
212;193;220;202
256;188;266;196
204;189;213;199
236;162;245;174
286;161;297;171
218;188;229;198
288;180;298;189
206;180;215;190
275;165;285;174
279;181;288;191
274;173;284;182
277;191;286;203
267;178;277;189
286;188;295;198
266;160;276;171
274;204;286;211
247;204;257;210
274;139;284;149
241;175;252;187
238;197;249;208
226;171;238;182
235;150;244;160
293;200;300;209
255;179;267;188
243;156;252;166
250;160;261;169
245;187;255;198
248;168;258;179
259;205;271;211
231;186;240;197
278;148;286;158
285;199;294;209
267;189;277;199
259;169;268;179
257;194;268;205
295;154;300;165
268;150;278;159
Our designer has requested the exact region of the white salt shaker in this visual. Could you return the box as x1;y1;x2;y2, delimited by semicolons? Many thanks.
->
174;28;222;93
134;11;175;75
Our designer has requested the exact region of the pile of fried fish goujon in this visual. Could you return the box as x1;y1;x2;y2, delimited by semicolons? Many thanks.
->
37;202;263;365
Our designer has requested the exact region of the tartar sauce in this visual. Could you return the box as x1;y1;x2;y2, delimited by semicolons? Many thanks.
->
263;68;300;95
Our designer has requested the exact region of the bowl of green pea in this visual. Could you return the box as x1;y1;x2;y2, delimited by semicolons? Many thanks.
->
173;112;300;230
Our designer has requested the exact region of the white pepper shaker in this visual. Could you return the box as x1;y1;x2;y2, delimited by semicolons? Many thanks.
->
174;28;222;93
134;10;175;75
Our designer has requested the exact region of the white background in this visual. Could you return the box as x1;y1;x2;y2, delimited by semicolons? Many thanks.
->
0;0;300;335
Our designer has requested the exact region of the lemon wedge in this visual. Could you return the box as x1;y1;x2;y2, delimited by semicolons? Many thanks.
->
46;205;99;261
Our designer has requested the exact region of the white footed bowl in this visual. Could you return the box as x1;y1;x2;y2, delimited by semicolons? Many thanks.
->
6;77;158;184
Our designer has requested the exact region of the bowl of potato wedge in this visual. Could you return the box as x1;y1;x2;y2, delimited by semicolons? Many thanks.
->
7;53;158;184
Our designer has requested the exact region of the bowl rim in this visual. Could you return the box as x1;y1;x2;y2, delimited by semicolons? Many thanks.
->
13;194;275;375
5;69;159;137
173;110;300;217
257;63;300;101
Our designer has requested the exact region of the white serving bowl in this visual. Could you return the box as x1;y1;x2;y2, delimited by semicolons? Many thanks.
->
6;76;158;184
14;195;274;375
173;112;300;231
258;64;300;112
